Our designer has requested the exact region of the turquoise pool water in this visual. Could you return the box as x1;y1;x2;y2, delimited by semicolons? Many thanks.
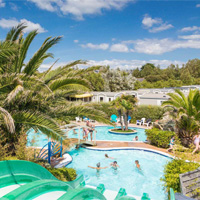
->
68;148;171;200
27;126;146;147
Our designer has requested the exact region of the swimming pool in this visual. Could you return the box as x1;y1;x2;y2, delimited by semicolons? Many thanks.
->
27;126;147;147
67;148;171;200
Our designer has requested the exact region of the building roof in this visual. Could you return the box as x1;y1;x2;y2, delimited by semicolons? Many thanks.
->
139;93;169;99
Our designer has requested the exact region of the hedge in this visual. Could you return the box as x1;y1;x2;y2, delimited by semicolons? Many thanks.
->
162;159;200;193
47;167;77;182
131;105;164;122
145;128;176;148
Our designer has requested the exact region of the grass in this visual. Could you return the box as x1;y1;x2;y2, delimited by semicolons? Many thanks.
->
111;129;135;133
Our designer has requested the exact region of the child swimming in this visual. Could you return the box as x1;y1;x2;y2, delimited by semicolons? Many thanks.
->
110;161;119;169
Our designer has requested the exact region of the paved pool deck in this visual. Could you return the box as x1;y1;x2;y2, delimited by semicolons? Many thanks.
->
70;121;172;157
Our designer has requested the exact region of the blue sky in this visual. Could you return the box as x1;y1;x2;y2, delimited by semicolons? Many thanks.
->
1;0;200;70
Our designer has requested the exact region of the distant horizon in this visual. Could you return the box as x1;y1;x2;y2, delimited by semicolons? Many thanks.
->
1;0;200;70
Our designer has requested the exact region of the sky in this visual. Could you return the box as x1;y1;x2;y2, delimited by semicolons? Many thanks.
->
1;0;200;70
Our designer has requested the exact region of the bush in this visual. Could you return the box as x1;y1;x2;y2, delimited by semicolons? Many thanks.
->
47;167;77;182
162;159;200;193
131;105;164;122
145;128;176;148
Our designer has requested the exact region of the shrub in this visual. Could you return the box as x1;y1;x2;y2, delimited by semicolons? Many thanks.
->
47;167;77;182
162;159;200;193
131;105;164;122
145;128;177;148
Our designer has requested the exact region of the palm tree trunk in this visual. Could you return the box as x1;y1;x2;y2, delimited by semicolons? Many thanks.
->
118;109;124;131
124;111;129;131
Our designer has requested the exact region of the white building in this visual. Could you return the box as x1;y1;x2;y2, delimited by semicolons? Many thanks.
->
68;85;199;106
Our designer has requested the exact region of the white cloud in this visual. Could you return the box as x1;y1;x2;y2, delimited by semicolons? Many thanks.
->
132;38;200;55
9;3;19;11
110;43;129;52
28;0;132;20
40;59;185;71
0;0;5;7
81;43;109;50
0;18;46;33
87;59;184;69
142;14;173;33
142;14;162;28
74;39;79;43
149;23;173;33
181;26;200;32
196;4;200;7
178;34;200;40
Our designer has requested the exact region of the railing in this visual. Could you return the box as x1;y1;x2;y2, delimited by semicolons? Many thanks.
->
37;140;62;164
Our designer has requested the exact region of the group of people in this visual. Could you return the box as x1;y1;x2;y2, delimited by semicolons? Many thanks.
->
167;133;200;154
73;120;95;141
88;154;141;174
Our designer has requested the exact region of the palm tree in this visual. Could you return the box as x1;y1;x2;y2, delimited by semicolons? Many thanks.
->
0;23;111;154
112;94;137;131
162;89;200;146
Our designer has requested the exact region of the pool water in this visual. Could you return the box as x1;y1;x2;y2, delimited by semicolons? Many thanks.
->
27;126;147;147
68;148;171;200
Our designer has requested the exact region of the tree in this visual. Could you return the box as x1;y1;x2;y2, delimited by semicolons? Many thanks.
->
112;95;137;131
185;59;200;78
180;68;193;85
162;89;200;146
0;24;111;154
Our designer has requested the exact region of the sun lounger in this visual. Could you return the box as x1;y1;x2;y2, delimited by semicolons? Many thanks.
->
143;119;152;127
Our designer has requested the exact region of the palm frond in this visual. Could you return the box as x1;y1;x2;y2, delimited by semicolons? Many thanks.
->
0;107;15;133
16;30;38;73
43;60;86;84
49;78;90;91
13;111;65;141
6;23;26;42
5;85;24;104
23;36;62;75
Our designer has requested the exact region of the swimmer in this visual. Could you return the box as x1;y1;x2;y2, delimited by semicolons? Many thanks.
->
110;161;119;169
105;154;115;159
88;162;108;171
135;160;141;170
73;129;77;134
133;136;138;141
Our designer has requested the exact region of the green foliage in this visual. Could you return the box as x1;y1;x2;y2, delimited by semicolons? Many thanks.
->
84;72;105;91
162;159;200;193
131;60;200;89
93;102;118;117
162;89;200;146
112;95;137;130
47;167;77;182
131;105;164;122
145;128;176;148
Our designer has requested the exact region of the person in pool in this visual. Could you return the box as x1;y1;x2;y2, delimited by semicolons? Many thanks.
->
135;160;141;170
133;136;138;141
167;136;175;152
110;161;119;169
105;154;115;159
88;162;108;171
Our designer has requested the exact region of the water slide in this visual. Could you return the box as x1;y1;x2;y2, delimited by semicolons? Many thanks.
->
0;160;139;200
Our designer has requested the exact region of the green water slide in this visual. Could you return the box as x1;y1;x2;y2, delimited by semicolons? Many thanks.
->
0;160;106;200
0;160;150;200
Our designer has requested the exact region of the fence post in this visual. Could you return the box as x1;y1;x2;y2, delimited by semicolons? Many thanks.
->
60;138;63;157
48;141;51;164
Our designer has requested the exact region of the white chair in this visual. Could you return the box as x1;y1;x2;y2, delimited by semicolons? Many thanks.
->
144;120;152;127
75;117;82;122
136;120;142;125
141;118;146;125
